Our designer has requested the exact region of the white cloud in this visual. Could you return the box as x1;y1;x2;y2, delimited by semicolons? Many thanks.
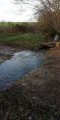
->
0;0;35;22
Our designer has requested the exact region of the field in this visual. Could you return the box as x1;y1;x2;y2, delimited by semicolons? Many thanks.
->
0;22;45;50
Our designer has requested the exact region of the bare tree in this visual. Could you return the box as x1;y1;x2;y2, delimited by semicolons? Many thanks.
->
14;0;60;33
36;0;60;34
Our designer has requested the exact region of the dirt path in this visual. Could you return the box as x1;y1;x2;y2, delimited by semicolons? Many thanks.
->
0;45;60;120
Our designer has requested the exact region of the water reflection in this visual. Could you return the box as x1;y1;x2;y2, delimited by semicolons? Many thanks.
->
0;50;45;90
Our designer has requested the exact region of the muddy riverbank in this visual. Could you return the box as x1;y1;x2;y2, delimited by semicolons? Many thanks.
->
0;43;26;64
0;43;60;120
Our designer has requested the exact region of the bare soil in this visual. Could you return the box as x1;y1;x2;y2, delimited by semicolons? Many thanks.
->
0;44;60;120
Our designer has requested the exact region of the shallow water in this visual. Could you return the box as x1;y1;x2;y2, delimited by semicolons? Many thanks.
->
0;50;45;90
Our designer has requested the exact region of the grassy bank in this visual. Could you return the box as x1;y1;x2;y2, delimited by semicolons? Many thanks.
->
0;32;45;50
0;22;46;50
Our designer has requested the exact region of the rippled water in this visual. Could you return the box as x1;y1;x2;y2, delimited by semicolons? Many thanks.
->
0;50;45;90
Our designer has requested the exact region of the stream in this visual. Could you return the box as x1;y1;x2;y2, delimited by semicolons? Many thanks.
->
0;50;45;90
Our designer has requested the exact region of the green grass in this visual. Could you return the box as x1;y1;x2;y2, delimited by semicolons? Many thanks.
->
0;33;45;50
0;22;45;50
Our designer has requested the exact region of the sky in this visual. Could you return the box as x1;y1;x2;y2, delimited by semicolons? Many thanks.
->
0;0;35;22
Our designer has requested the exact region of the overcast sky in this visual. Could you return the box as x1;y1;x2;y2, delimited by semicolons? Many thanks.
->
0;0;35;22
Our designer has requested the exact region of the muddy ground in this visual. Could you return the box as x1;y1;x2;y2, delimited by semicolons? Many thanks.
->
0;43;60;120
0;43;26;64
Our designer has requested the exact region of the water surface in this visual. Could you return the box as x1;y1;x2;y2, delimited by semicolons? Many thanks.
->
0;50;45;90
